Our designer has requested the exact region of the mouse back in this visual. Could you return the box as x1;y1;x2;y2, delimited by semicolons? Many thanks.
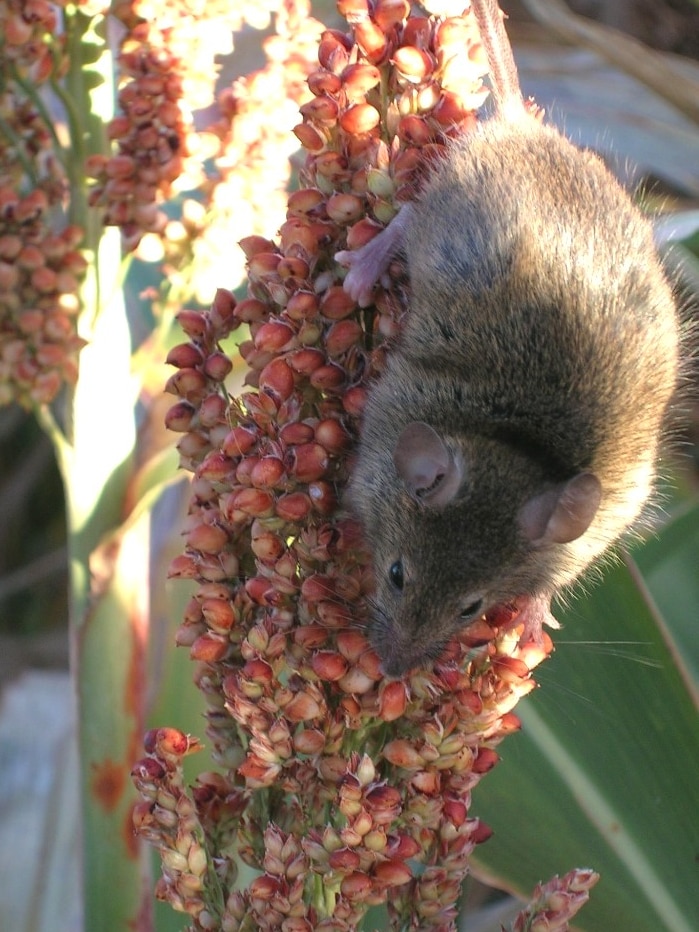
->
401;115;679;475
345;0;681;677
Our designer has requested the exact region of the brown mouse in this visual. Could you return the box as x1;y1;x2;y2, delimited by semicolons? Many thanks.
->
339;0;681;677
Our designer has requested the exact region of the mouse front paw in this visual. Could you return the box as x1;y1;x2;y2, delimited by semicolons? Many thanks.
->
336;205;410;307
336;243;388;308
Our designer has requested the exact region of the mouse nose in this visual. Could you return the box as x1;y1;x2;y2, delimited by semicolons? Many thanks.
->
369;614;431;678
377;637;424;679
379;655;409;678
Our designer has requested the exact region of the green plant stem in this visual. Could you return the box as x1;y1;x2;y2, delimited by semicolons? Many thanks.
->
48;8;157;931
62;7;108;248
11;64;66;161
0;112;39;185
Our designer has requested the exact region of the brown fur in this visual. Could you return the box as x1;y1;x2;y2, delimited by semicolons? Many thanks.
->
344;1;681;677
348;117;679;677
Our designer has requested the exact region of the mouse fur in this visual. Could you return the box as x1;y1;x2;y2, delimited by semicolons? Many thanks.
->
347;115;680;677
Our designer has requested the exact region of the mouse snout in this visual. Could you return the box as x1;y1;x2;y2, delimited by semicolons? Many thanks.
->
370;620;436;679
369;618;409;677
378;650;419;680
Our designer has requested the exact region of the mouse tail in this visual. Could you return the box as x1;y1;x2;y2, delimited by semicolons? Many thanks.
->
471;0;525;120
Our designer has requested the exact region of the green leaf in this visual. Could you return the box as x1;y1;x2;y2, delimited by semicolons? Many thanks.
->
76;514;154;932
79;42;104;65
81;68;106;91
633;500;699;693
470;511;699;932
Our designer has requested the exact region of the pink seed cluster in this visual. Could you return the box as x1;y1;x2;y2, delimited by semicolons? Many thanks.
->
132;4;576;931
511;868;600;932
88;0;323;270
0;2;86;407
164;0;325;302
86;2;192;249
0;188;86;406
0;0;67;83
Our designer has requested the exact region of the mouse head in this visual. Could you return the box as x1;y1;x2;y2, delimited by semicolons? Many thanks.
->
351;420;602;677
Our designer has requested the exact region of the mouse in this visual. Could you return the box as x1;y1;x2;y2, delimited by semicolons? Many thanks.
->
338;0;681;678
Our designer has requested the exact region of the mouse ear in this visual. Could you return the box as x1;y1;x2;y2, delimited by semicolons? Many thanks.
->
393;421;464;506
519;472;602;545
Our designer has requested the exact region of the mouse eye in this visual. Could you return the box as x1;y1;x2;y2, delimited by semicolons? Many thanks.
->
388;560;404;591
460;598;483;621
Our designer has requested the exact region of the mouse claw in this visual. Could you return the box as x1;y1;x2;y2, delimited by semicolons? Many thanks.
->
336;248;378;307
336;205;411;308
336;245;387;308
512;594;559;647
